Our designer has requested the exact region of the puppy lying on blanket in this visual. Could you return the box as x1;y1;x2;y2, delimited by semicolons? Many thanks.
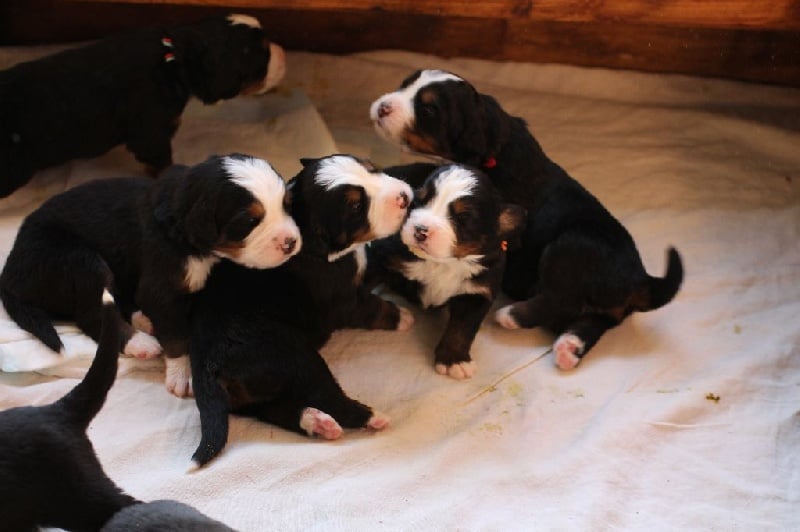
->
0;290;233;531
371;70;684;369
368;164;525;379
190;155;414;467
0;154;300;397
0;13;285;197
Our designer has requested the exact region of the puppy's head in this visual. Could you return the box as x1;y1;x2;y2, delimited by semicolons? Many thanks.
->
370;70;505;166
156;154;301;269
293;155;413;261
182;14;286;103
400;165;526;262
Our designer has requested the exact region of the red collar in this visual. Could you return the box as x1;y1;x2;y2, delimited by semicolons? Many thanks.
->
483;156;497;169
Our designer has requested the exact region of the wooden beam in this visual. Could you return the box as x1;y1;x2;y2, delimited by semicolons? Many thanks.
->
65;0;800;30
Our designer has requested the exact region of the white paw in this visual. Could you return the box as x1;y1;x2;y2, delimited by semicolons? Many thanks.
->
299;407;343;440
131;311;155;335
396;306;415;331
494;305;520;329
123;331;162;359
367;411;390;431
554;333;585;371
435;360;477;380
165;355;193;397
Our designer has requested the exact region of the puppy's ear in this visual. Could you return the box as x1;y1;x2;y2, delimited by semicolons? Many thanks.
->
498;203;527;243
183;195;219;252
455;93;512;166
299;158;318;168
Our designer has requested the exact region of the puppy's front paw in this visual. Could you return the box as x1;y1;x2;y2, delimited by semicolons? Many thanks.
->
123;331;162;359
396;306;415;331
435;360;477;380
494;305;520;330
165;355;193;397
366;411;390;431
554;333;585;371
300;407;343;440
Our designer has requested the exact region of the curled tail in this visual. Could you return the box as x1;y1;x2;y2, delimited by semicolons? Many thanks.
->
57;289;122;430
0;287;63;352
636;247;684;312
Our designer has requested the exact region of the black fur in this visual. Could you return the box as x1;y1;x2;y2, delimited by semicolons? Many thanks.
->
0;154;294;372
0;14;279;197
368;164;526;378
0;292;133;530
189;155;412;467
372;70;684;368
101;500;236;531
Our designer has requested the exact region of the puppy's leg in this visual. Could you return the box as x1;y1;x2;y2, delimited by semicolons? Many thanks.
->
553;314;618;370
125;117;176;176
347;289;415;331
495;293;553;330
165;355;193;398
434;294;491;380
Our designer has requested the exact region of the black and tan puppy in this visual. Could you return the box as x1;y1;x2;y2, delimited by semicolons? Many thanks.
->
190;154;414;467
0;154;300;397
0;290;237;530
367;164;525;379
0;13;285;197
370;70;684;370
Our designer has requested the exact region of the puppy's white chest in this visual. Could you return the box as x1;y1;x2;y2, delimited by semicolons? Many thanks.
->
403;258;488;308
184;256;220;292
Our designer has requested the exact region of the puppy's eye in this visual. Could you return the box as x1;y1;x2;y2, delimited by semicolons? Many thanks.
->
421;104;437;118
454;211;472;225
247;216;261;228
350;201;363;213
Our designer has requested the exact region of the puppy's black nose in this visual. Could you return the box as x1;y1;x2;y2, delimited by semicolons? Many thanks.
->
413;225;428;243
398;191;409;209
378;101;393;119
282;237;297;254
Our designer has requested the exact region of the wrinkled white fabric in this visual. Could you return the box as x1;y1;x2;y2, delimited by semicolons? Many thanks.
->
1;47;797;531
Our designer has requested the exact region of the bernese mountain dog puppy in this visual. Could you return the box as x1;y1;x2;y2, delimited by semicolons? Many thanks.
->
0;290;233;531
367;164;526;379
0;154;300;397
189;154;414;467
370;70;684;370
0;13;285;197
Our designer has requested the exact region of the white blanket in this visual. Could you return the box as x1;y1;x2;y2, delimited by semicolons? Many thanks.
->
1;46;798;531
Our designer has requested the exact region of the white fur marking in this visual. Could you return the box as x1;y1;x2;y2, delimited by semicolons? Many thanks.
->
299;407;343;439
221;156;301;269
165;355;193;398
495;305;520;329
102;289;114;305
227;13;261;28
396;306;415;331
403;257;488;308
554;333;585;370
123;331;162;359
184;256;220;293
435;360;477;380
315;155;412;239
367;411;391;430
354;244;368;280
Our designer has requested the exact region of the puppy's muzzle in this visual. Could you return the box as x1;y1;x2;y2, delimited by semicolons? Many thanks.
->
377;101;393;119
413;225;429;243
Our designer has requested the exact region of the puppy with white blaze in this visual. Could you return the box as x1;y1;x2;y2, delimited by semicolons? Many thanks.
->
367;164;525;379
189;155;414;467
0;154;300;398
371;69;684;370
0;13;286;198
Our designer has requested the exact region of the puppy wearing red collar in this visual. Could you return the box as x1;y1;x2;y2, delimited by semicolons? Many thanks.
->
0;14;286;197
189;154;414;467
370;70;684;370
0;154;300;397
367;164;525;379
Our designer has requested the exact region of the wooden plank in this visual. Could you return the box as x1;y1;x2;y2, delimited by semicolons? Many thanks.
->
64;0;800;30
2;1;799;86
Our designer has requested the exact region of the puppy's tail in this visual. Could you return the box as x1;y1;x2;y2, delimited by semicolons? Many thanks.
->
0;287;63;352
636;247;684;312
189;360;231;469
58;289;122;430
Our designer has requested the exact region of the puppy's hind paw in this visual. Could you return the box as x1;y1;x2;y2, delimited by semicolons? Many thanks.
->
435;361;477;380
300;407;343;440
494;305;520;330
554;333;585;371
165;355;193;398
396;306;415;331
123;331;162;359
366;411;390;431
